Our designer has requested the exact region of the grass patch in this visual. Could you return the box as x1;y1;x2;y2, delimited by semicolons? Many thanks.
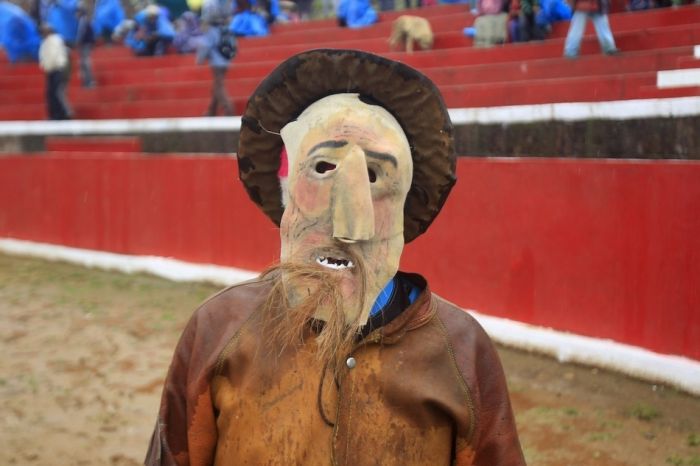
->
629;403;661;421
689;434;700;447
667;455;700;466
588;431;615;442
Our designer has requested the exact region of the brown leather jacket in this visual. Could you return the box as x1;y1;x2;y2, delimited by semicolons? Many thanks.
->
145;275;525;466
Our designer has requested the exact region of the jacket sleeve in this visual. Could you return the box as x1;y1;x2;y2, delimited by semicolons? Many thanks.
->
145;308;220;466
439;307;526;466
466;325;525;466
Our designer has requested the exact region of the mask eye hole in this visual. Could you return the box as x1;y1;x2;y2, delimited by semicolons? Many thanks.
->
368;168;377;183
315;161;337;174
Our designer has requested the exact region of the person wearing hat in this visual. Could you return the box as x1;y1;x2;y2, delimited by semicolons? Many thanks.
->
145;49;525;466
129;4;175;56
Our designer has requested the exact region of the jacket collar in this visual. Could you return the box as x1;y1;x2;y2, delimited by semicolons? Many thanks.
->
367;272;435;345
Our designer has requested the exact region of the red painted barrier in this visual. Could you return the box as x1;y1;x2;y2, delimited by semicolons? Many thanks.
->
0;155;698;360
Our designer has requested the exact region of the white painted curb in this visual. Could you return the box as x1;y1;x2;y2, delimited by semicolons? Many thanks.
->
471;311;700;397
0;238;256;285
1;237;699;396
0;97;699;137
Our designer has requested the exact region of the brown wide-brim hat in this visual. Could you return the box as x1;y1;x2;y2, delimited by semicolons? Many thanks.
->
238;49;456;243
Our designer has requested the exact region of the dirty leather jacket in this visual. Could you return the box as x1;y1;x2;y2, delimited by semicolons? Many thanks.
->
145;274;526;466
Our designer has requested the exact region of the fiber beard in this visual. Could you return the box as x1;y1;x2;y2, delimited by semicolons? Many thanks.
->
258;250;370;376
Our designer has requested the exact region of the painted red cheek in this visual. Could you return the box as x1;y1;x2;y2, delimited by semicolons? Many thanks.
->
292;176;331;216
372;199;403;237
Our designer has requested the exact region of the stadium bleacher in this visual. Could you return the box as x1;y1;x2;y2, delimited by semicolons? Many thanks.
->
0;3;698;121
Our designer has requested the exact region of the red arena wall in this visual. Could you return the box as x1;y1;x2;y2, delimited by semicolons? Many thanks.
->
1;154;698;361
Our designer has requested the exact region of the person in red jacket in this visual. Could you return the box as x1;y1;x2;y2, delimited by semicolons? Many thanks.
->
146;49;526;466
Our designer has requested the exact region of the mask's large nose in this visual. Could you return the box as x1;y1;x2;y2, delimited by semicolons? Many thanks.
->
331;146;375;243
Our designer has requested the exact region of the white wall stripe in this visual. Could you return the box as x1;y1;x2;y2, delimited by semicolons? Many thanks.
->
0;116;242;136
1;237;698;395
657;68;700;89
0;97;699;137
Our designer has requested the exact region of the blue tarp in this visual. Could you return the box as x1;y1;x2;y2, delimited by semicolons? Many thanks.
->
46;0;79;44
229;10;268;37
537;0;572;26
0;1;41;62
337;0;377;28
92;0;126;37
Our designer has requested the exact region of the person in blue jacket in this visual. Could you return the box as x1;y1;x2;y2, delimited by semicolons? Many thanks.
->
127;4;175;56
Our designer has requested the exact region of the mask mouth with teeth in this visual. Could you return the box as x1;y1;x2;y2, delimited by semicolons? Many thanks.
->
316;256;355;270
313;247;358;271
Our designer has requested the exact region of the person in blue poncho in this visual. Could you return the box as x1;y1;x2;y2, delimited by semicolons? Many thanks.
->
126;4;175;55
0;0;41;63
92;0;126;42
337;0;378;28
174;10;204;53
45;0;80;45
229;0;277;37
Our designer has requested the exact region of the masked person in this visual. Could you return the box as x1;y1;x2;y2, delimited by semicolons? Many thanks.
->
145;49;525;466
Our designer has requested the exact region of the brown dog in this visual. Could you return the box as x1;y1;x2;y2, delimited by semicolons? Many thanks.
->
388;15;434;53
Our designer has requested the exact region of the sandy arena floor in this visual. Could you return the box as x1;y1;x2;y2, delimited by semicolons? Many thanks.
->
1;253;698;465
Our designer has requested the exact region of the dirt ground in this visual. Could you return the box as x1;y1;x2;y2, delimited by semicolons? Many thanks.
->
1;253;699;466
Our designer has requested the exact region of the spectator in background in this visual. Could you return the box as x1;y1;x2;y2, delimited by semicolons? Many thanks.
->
127;4;174;55
628;0;654;9
336;0;378;28
0;0;41;62
518;0;544;41
196;14;235;115
92;0;126;42
111;17;136;41
534;0;571;35
319;0;335;17
45;0;79;45
379;0;395;13
201;0;230;22
296;0;313;19
39;23;72;119
473;0;508;46
75;2;96;87
563;0;619;58
276;0;300;22
173;10;204;53
230;0;272;36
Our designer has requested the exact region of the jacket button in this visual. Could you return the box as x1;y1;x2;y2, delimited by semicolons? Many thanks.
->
346;357;356;369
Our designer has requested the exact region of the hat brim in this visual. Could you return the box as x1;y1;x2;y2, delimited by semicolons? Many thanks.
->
238;49;456;243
